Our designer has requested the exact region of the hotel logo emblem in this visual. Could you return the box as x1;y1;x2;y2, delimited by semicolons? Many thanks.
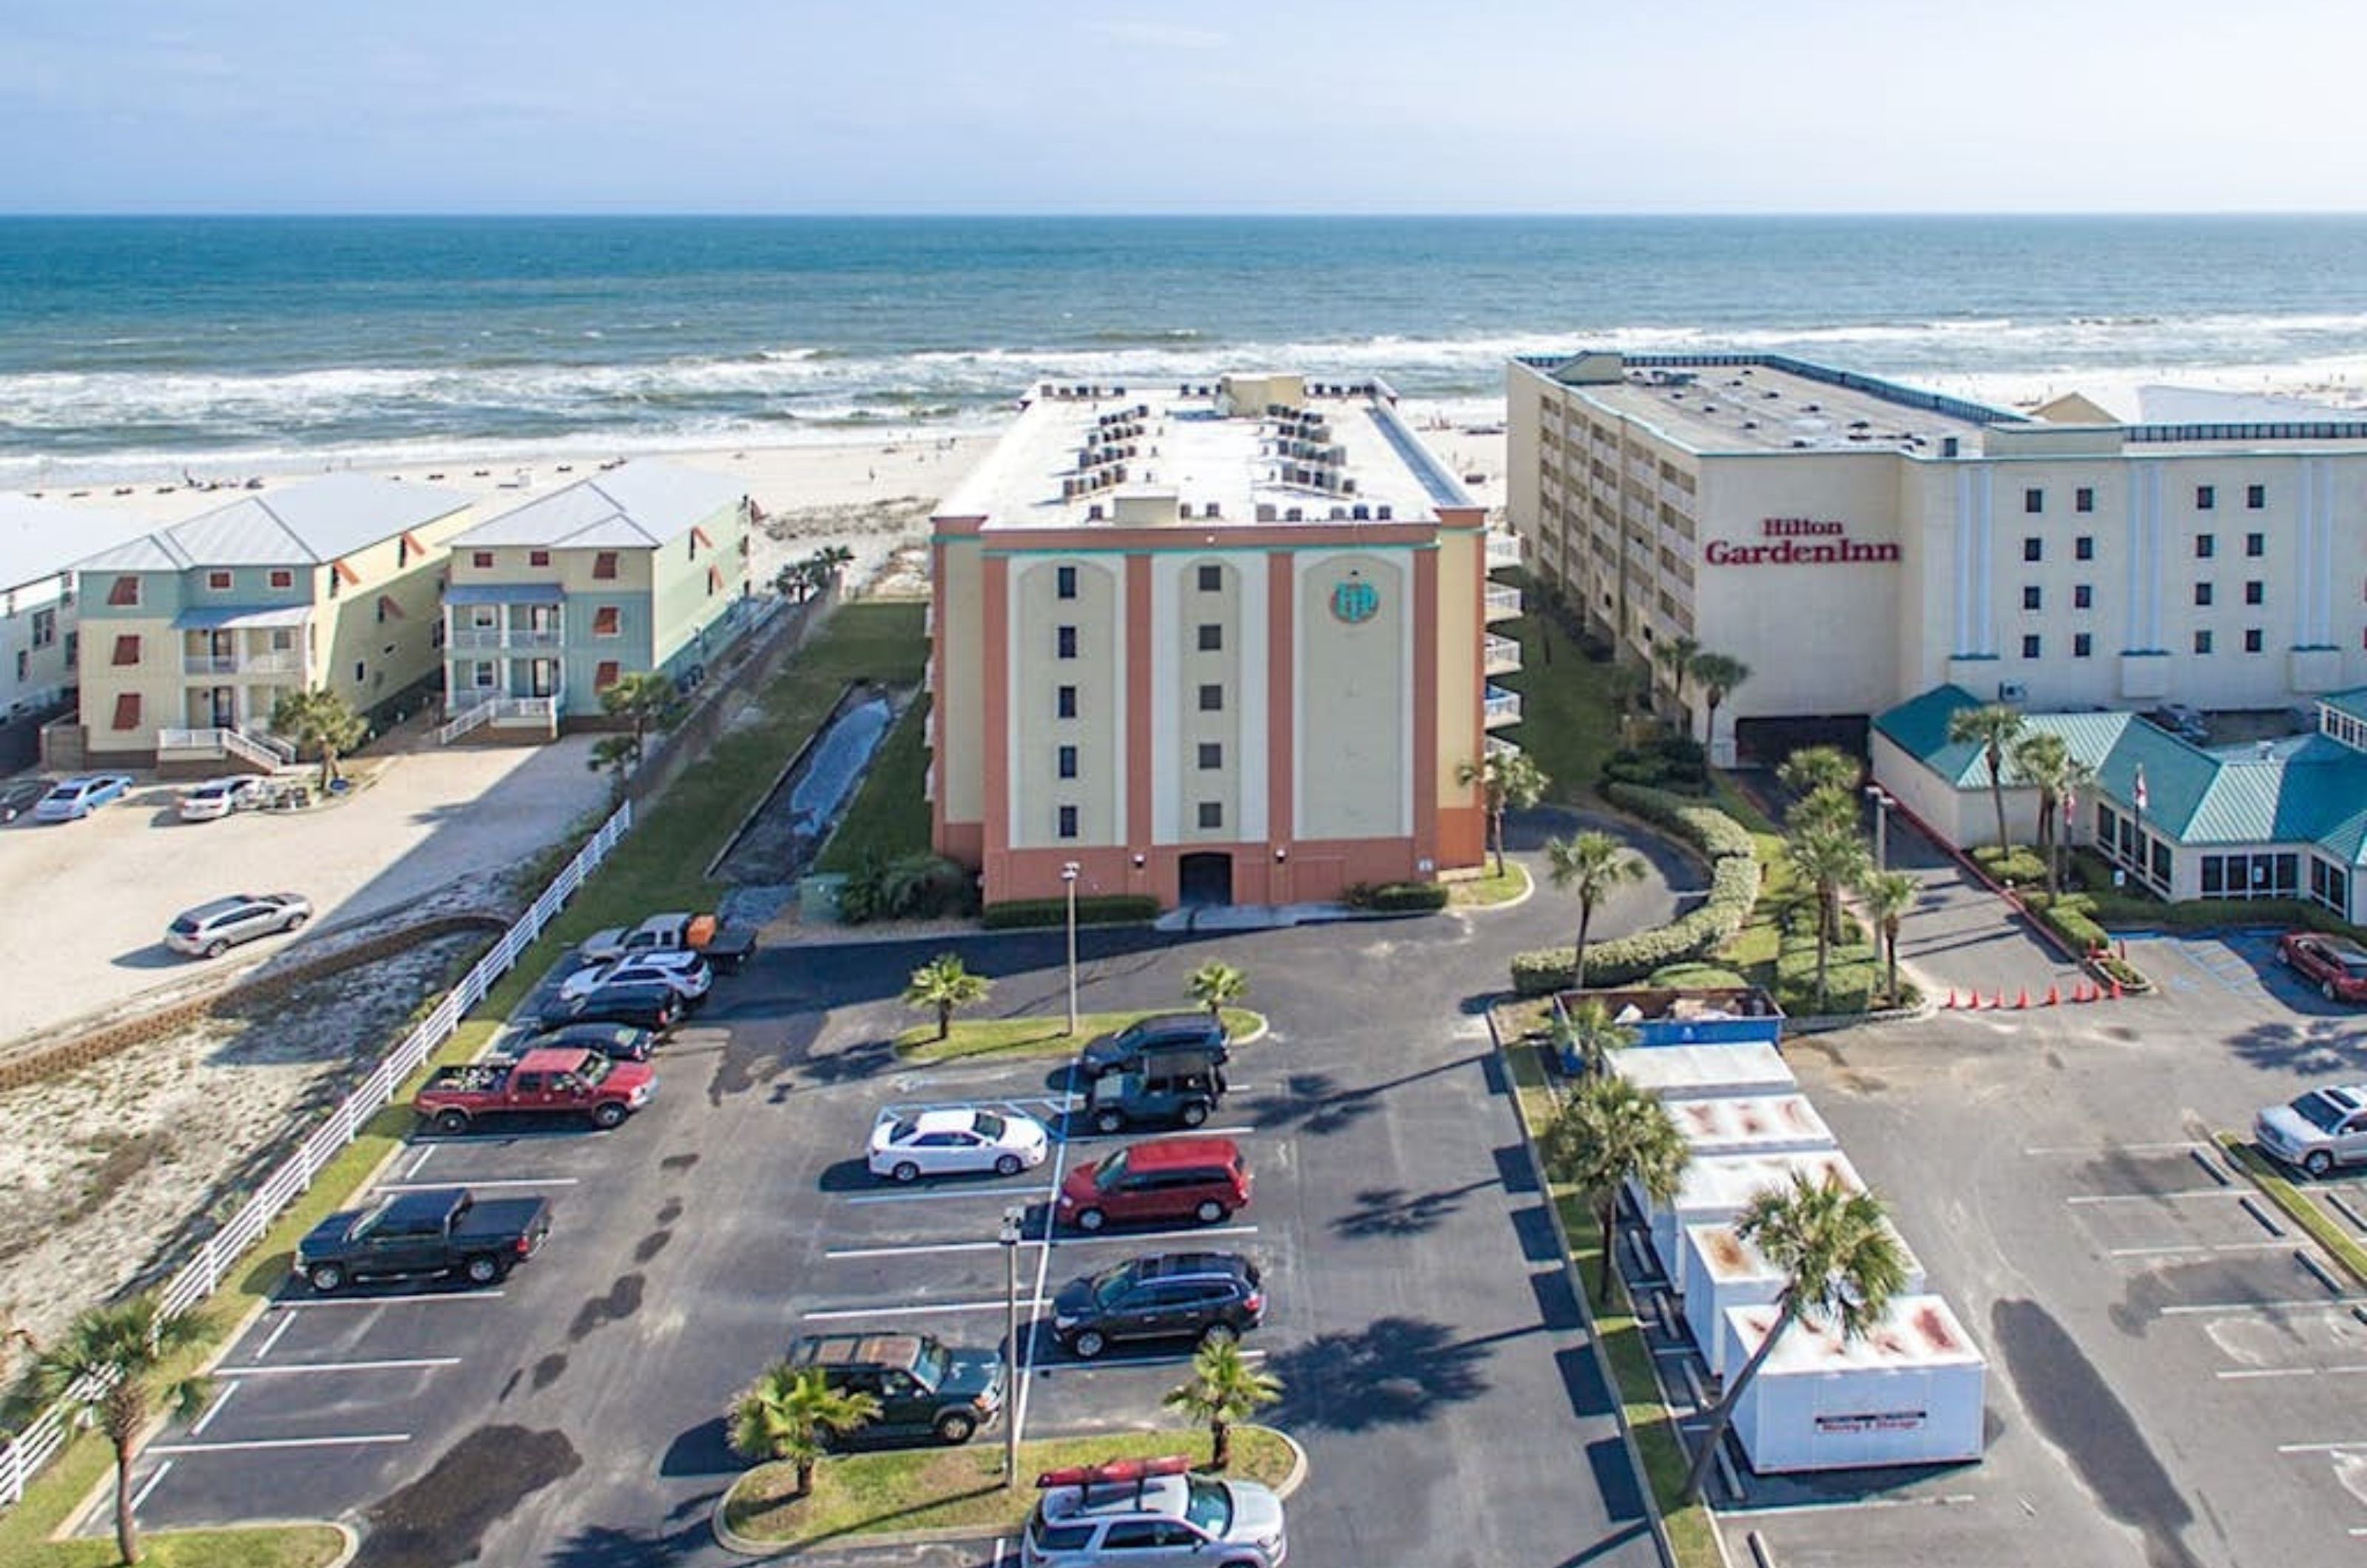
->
1330;576;1379;624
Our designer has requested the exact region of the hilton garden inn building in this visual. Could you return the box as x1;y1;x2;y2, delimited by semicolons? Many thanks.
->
1507;351;2367;922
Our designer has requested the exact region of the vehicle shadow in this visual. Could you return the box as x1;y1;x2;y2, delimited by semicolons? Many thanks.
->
109;942;193;971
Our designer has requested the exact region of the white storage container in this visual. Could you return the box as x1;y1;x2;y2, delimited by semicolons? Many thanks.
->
1609;1042;1796;1103
1716;1295;1987;1473
1644;1149;1865;1279
1627;1095;1837;1219
1680;1220;1927;1374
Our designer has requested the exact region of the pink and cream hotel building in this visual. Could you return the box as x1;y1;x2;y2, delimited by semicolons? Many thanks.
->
928;374;1522;908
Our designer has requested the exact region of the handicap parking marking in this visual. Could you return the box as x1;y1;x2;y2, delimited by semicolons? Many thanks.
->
841;1184;1056;1207
148;1432;412;1456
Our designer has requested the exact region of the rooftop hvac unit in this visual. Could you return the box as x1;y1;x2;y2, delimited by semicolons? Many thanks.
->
1377;505;1392;519
1179;503;1192;519
1329;506;1346;520
1352;504;1369;520
1256;504;1276;522
1205;501;1220;518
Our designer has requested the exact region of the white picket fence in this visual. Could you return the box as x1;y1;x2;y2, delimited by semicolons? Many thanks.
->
0;801;634;1509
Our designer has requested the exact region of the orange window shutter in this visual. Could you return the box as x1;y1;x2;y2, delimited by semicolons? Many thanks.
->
595;660;620;690
111;692;141;729
108;575;138;606
377;595;405;619
334;560;362;585
593;606;620;636
112;634;140;666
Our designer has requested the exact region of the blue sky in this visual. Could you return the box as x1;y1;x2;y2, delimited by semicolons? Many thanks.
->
7;0;2367;214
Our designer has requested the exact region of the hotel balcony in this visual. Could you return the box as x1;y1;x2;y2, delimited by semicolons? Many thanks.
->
1484;583;1522;623
181;651;303;677
1485;734;1522;760
1485;531;1522;570
1484;684;1522;729
448;626;564;652
1484;633;1523;677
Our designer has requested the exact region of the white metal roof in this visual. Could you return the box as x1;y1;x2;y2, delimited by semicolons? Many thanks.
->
0;496;155;592
1666;1094;1836;1155
1668;1149;1866;1217
1722;1294;1985;1374
1684;1218;1925;1291
75;473;472;571
455;462;745;550
1610;1043;1797;1098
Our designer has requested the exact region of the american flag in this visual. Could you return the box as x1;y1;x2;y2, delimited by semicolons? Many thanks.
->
2133;766;2149;815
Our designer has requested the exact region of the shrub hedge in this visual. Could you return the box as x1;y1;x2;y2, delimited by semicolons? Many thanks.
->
1600;735;1710;794
1971;844;2048;888
982;894;1161;930
2024;890;2110;953
1510;784;1761;996
1343;881;1451;913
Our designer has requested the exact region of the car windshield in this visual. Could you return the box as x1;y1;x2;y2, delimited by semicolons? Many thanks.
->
887;1117;921;1143
2294;1092;2351;1134
1183;1479;1233;1535
1090;1265;1134;1308
2333;947;2367;977
1093;1149;1130;1189
577;1055;612;1087
973;1111;1007;1140
911;1339;947;1387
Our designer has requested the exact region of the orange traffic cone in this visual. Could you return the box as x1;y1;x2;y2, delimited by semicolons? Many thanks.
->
2016;987;2030;1010
2109;977;2124;1001
2073;980;2092;1003
1945;989;1959;1010
2045;984;2060;1007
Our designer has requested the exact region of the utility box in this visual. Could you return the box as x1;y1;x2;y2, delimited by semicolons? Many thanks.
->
1608;1041;1796;1104
1681;1220;1928;1376
1645;1149;1865;1280
1717;1295;1987;1473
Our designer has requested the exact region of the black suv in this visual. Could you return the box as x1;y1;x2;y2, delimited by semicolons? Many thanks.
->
1076;1013;1230;1084
534;981;680;1035
785;1331;1005;1444
1050;1251;1266;1359
1082;1052;1226;1134
514;1022;656;1062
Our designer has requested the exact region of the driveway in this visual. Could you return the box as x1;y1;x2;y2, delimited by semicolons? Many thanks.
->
0;735;609;1044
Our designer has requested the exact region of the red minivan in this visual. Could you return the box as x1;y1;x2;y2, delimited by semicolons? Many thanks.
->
1056;1137;1251;1232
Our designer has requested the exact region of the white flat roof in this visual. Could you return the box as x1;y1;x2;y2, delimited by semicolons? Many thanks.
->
1610;1042;1796;1098
0;495;152;592
1559;361;1995;457
1669;1149;1865;1217
1667;1094;1835;1155
1684;1218;1925;1291
1723;1294;1985;1373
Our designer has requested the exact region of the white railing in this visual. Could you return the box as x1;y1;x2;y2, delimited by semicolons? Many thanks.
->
1486;734;1522;760
220;729;285;771
449;628;564;652
434;702;495;745
1485;685;1523;727
1485;532;1522;568
436;695;558;746
0;802;633;1510
1484;584;1522;620
1485;633;1522;676
183;655;238;675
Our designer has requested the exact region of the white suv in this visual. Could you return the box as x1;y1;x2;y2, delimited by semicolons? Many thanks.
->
1023;1459;1286;1567
558;951;712;1006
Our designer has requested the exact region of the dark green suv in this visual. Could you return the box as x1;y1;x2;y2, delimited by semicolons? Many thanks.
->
785;1331;1005;1444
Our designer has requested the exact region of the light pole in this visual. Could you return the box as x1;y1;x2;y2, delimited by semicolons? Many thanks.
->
1864;785;1894;871
1061;861;1081;1038
999;1203;1027;1488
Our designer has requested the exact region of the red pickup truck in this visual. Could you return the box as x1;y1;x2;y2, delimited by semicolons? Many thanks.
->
413;1047;656;1133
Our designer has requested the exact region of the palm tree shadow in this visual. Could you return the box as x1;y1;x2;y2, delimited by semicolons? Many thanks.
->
1263;1315;1491;1433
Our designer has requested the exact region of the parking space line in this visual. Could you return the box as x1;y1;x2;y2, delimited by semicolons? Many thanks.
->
803;1300;1009;1322
1037;1348;1268;1376
215;1356;462;1376
402;1145;436;1179
2107;1240;2295;1258
2279;1439;2367;1455
1056;1124;1256;1145
1052;1225;1259;1250
128;1459;173;1514
2221;1365;2367;1381
149;1433;411;1455
189;1382;239;1436
269;1291;507;1308
254;1312;297;1359
841;1186;1055;1207
2023;1141;2205;1157
377;1177;580;1191
825;1239;1024;1260
2065;1189;2244;1206
2158;1297;2354;1316
1726;1492;1979;1518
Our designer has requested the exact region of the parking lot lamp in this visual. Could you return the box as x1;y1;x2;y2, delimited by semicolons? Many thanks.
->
1062;862;1081;1038
1000;1203;1027;1487
1865;785;1894;871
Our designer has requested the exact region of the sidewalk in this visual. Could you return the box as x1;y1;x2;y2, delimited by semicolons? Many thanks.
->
1883;813;2088;1006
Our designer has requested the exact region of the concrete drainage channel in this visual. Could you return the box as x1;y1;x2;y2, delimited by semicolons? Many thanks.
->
706;680;907;924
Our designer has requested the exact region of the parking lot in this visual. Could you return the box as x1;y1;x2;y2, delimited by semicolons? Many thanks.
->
115;896;1667;1567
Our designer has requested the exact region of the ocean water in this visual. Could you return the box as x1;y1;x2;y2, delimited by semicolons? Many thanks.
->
7;214;2367;482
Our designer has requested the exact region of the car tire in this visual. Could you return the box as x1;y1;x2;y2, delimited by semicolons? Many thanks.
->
463;1255;504;1286
1194;1200;1229;1225
1071;1328;1108;1359
1180;1101;1209;1128
285;912;308;932
2327;981;2341;1003
590;1101;628;1130
308;1263;345;1294
891;1161;922;1184
1093;1108;1126;1135
203;940;227;959
994;1153;1024;1177
1076;1207;1107;1232
1201;1321;1240;1348
434;1109;470;1135
933;1410;976;1444
2306;1150;2335;1177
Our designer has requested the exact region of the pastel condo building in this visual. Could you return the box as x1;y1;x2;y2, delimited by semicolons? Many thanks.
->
929;373;1523;910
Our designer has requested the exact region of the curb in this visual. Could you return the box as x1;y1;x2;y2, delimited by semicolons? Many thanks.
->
1451;862;1536;913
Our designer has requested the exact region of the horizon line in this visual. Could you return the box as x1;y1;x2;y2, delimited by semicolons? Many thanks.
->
7;208;2367;222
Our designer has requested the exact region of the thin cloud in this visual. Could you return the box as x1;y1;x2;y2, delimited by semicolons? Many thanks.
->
1088;18;1230;50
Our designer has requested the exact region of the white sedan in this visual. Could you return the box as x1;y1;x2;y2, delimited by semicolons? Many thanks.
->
868;1107;1051;1183
178;776;269;822
559;951;712;1005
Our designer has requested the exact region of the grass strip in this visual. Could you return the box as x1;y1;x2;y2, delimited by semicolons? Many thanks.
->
2218;1134;2367;1288
10;1525;348;1568
723;1426;1296;1548
894;1009;1263;1065
1448;862;1530;909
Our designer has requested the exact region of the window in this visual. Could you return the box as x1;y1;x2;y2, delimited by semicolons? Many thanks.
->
1198;683;1223;712
1197;564;1223;592
472;551;494;569
269;568;294;590
352;660;365;683
1056;744;1078;780
1056;685;1077;719
63;632;75;669
1198;742;1223;770
1056;804;1078;839
2195;533;2215;558
1197;624;1223;652
592;605;622;638
530;550;551;567
2247;484;2266;510
592;552;619;580
110;633;139;666
2073;632;2093;658
374;598;388;624
594;660;621;691
106;575;139;607
30;606;55;647
2022;586;2042;611
1056;625;1077;659
2022;537;2043;562
1056;564;1077;600
2075;535;2095;561
2194;582;2214;607
397;536;411;568
2245;580;2265;606
1197;802;1223;830
2194;629;2214;654
2244;628;2263;653
2073;584;2093;609
2076;487;2096;513
13;649;24;682
471;661;495;689
2022;634;2042;659
2245;532;2265;558
206;570;232;592
2024;487;2044;514
2196;484;2215;510
110;692;140;731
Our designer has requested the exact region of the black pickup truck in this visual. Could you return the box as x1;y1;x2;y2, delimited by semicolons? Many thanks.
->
294;1186;552;1294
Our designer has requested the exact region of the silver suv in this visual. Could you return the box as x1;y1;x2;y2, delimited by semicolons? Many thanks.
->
2255;1084;2367;1176
166;892;311;958
1022;1458;1286;1567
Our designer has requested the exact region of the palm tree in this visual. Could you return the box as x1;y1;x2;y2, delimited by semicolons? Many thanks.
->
1552;995;1637;1077
31;1297;213;1566
1688;652;1751;758
1777;745;1860;807
773;558;817;602
1857;869;1919;1006
601;670;684;763
1786;820;1871;1010
812;543;857;591
2008;731;2069;891
1784;783;1859;842
587;733;641;797
1186;960;1247;1019
1544;831;1648;989
1456;748;1550;877
1657;633;1701;716
1539;1074;1691;1306
1162;1339;1282;1471
1681;1172;1911;1503
903;953;990;1041
727;1362;881;1498
269;687;366;790
1947;702;2026;852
